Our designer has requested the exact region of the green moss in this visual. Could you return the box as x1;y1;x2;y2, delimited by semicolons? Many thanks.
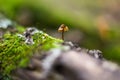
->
16;25;25;33
0;27;63;77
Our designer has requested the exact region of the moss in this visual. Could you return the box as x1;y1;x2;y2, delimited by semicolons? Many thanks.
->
0;26;63;78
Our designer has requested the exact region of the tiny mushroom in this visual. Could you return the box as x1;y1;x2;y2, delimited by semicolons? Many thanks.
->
58;24;69;40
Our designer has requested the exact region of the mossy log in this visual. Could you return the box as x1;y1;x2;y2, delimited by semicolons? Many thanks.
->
0;25;120;80
0;26;62;79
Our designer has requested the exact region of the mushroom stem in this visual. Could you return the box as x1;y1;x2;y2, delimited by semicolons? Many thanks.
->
62;31;64;40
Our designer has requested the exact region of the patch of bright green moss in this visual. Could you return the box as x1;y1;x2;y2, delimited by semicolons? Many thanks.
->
0;28;63;77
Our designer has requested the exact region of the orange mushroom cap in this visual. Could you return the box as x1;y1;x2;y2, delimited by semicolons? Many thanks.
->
58;24;69;32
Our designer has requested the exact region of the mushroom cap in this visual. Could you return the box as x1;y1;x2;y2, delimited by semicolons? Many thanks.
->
58;24;69;32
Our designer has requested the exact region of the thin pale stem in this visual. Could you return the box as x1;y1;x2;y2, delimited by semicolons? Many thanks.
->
62;31;64;40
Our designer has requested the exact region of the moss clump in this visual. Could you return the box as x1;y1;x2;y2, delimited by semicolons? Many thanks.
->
0;27;62;77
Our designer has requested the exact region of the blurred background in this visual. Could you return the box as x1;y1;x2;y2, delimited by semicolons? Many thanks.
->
0;0;120;63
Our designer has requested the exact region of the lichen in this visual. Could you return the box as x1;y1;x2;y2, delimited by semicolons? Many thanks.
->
0;26;63;78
